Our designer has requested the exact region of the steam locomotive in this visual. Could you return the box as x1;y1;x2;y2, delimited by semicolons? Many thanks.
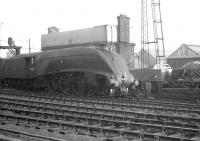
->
0;46;134;96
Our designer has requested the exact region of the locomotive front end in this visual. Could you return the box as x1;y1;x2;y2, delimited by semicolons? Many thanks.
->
107;51;134;96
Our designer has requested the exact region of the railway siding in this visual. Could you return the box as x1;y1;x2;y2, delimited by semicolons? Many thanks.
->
0;89;200;141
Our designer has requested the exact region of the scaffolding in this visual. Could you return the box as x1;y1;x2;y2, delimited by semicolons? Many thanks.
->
141;0;165;68
141;0;150;69
151;0;165;64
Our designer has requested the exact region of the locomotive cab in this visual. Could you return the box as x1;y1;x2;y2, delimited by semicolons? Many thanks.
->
25;56;37;78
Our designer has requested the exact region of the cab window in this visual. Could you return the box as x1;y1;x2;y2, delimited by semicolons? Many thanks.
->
25;57;35;65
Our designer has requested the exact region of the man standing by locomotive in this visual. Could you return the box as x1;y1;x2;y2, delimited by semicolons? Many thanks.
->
145;81;152;98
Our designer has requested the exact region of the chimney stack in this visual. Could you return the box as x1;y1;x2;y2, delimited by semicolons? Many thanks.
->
117;14;130;43
48;26;59;34
116;14;131;66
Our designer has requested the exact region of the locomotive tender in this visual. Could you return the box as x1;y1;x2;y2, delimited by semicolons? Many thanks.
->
0;46;134;96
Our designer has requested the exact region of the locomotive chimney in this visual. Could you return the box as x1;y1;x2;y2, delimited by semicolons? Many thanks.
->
116;14;131;66
48;26;59;34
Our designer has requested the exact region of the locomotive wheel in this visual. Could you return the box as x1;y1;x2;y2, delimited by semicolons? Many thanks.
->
60;80;71;94
87;85;99;96
72;79;87;96
48;80;58;92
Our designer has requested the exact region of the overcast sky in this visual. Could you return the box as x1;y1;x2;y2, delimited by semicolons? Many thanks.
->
0;0;200;57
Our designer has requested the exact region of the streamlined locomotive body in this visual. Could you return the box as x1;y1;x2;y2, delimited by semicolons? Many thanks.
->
0;46;134;96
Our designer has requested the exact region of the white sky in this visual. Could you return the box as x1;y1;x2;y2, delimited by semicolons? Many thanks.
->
0;0;200;57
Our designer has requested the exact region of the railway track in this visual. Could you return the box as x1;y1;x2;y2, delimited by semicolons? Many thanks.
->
158;88;200;101
1;88;198;108
0;89;200;141
0;96;200;125
0;127;68;141
1;89;199;112
1;91;199;118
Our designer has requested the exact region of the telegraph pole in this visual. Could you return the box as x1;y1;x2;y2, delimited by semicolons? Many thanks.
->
0;23;3;46
0;22;3;57
28;38;31;53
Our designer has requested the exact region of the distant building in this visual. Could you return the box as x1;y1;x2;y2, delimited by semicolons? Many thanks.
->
167;44;200;68
133;49;156;69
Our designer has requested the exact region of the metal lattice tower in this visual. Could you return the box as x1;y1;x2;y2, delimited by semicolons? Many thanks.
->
141;0;150;68
151;0;165;65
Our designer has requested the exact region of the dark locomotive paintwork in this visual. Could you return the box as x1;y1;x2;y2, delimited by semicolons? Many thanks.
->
3;52;40;79
0;46;134;95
